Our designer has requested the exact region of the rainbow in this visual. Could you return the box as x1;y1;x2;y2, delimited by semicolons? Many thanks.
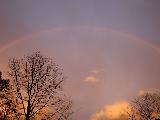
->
0;26;159;54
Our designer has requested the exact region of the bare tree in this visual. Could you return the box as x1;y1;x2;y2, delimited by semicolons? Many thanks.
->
7;52;72;120
133;92;160;120
122;91;160;120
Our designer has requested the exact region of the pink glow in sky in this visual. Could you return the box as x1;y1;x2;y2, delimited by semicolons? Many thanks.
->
0;1;160;119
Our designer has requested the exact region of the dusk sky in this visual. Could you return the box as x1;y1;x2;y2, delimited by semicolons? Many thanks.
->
0;0;160;120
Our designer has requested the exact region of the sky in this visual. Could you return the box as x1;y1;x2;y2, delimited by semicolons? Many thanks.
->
0;0;160;120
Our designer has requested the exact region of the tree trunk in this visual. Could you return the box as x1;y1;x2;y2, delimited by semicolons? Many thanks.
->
26;102;31;120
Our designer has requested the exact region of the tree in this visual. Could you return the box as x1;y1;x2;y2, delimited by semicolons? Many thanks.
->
120;105;137;120
132;91;160;120
7;52;72;120
121;91;160;120
0;72;17;120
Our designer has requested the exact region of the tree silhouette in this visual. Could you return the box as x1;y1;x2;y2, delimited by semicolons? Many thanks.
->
121;91;160;120
0;72;18;120
7;52;72;120
132;91;160;120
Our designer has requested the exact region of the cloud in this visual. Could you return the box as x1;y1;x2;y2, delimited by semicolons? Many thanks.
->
83;69;100;83
138;90;147;96
90;69;99;74
137;89;160;96
90;101;130;120
84;76;98;83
